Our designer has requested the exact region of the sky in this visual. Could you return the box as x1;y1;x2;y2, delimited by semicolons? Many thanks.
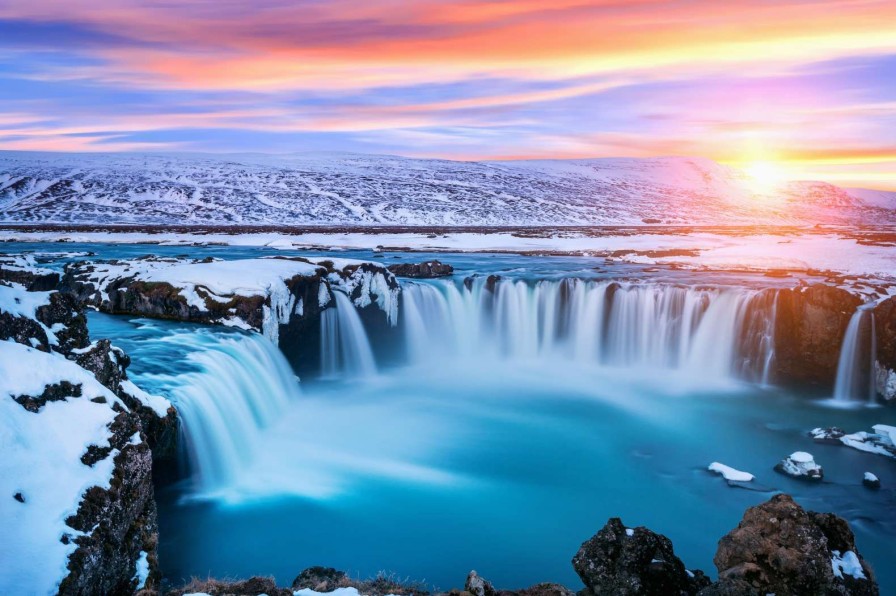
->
0;0;894;189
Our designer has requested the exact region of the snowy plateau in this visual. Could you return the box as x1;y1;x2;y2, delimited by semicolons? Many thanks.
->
1;151;894;226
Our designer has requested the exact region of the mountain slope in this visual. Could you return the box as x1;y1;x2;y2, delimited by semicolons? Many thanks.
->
0;151;891;226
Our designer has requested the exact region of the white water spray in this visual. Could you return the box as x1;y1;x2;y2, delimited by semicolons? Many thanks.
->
399;278;777;381
833;305;877;403
153;332;301;493
320;290;377;378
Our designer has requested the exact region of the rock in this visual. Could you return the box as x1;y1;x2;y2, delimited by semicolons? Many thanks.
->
811;426;895;459
466;571;497;596
711;494;878;595
774;451;823;481
872;297;896;400
572;517;705;595
773;285;862;388
811;427;846;444
388;260;454;278
292;566;349;591
863;472;880;489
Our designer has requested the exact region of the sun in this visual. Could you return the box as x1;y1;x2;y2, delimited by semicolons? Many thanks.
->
742;160;787;192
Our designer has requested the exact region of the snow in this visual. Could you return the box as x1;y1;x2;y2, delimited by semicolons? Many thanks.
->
831;550;867;580
0;152;891;227
847;187;896;210
133;550;149;590
708;462;755;482
0;341;125;595
872;424;896;446
864;472;879;482
121;379;171;418
0;283;62;345
790;451;814;463
5;229;896;285
0;283;51;319
149;259;320;304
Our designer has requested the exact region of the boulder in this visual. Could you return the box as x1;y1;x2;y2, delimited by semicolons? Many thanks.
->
774;451;823;481
711;494;878;595
572;517;708;595
388;260;454;278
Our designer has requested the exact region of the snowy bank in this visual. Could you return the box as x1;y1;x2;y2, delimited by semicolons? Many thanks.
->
63;255;399;343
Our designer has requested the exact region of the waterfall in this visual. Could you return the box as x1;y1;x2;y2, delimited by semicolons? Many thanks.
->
833;305;877;403
399;278;777;381
320;290;377;378
153;332;301;493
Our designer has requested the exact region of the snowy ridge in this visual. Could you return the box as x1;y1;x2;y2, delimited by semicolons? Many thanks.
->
0;151;892;226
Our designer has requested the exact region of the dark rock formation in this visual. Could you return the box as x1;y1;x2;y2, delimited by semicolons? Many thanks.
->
711;494;877;595
773;285;861;388
59;410;158;596
12;380;82;412
873;296;896;400
572;517;708;595
388;260;454;278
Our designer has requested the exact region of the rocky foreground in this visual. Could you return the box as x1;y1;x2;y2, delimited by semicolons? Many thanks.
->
166;495;879;596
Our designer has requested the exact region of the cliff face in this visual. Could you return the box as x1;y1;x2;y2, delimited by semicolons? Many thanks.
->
0;264;171;595
772;284;862;388
872;296;896;400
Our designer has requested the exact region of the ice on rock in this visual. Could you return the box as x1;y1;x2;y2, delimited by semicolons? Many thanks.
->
863;472;881;489
831;550;867;580
774;451;823;481
811;426;896;459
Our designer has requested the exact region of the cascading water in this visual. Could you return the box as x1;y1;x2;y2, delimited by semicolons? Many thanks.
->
146;331;302;494
399;277;778;381
320;290;378;378
833;305;877;403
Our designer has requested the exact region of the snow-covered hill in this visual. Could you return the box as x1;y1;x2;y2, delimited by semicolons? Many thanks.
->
0;151;891;226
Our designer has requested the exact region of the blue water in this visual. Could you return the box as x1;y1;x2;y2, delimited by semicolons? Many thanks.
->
9;242;894;592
